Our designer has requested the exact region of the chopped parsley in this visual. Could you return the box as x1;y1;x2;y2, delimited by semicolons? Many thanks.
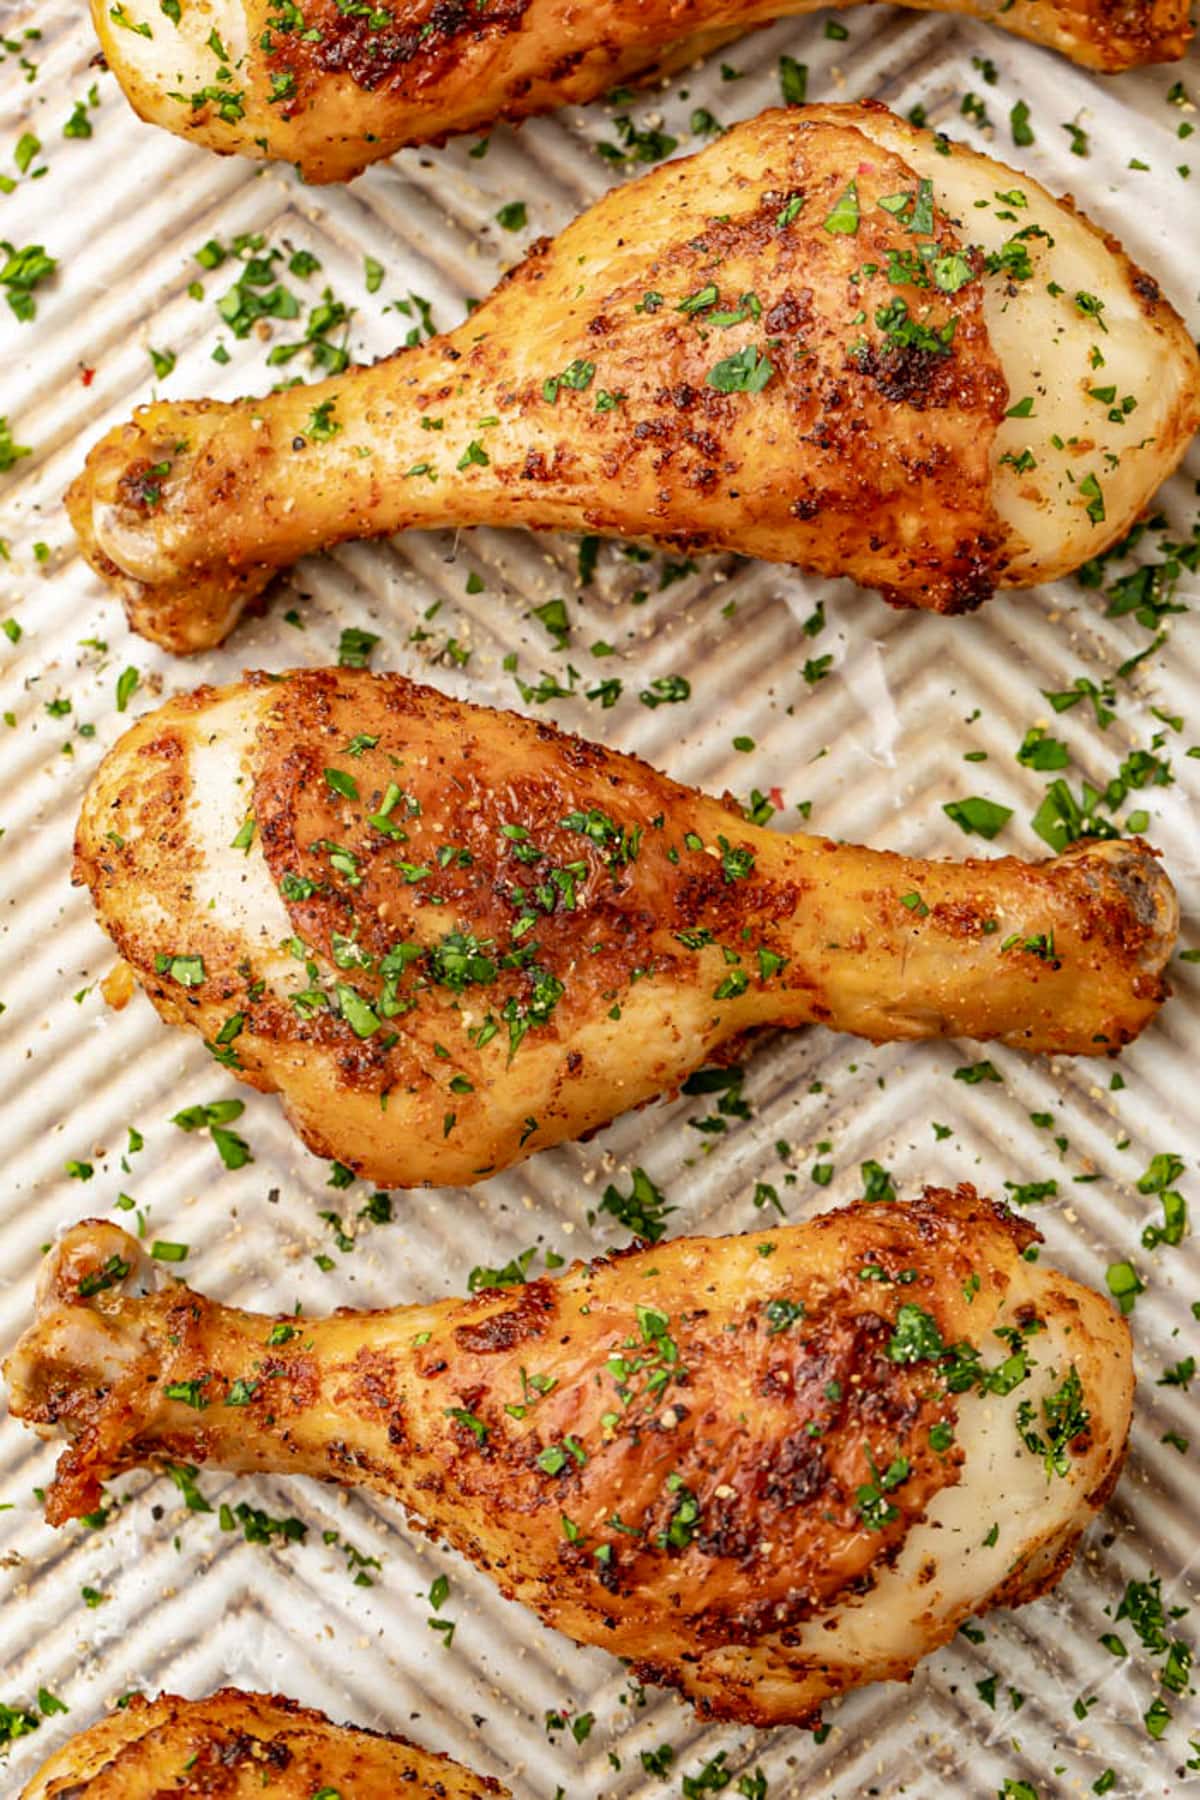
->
706;344;774;394
779;55;807;105
856;1449;910;1529
942;796;1012;840
1016;1366;1090;1477
0;241;57;321
598;1167;674;1243
886;1304;945;1364
764;1297;804;1334
823;180;860;235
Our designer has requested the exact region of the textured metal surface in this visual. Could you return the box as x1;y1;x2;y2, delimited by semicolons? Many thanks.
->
0;3;1198;1795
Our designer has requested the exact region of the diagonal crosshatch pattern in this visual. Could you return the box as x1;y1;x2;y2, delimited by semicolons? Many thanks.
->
0;0;1197;1794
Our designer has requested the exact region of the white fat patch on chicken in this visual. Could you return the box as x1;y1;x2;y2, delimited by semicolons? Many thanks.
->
853;115;1195;581
785;1262;1118;1677
95;0;250;152
186;691;297;986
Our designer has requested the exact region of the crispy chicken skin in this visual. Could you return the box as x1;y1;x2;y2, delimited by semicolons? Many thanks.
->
73;671;1177;1189
66;105;1200;652
5;1190;1133;1725
18;1688;507;1799
93;0;1193;182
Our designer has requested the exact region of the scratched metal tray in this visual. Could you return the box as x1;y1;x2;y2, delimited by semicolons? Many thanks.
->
0;4;1197;1794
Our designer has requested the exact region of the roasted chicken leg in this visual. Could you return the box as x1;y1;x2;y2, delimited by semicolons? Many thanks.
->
75;670;1176;1190
19;1688;506;1799
93;0;1193;183
67;105;1200;652
6;1189;1133;1725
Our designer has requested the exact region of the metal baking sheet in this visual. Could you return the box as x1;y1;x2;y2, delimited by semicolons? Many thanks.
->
0;4;1197;1794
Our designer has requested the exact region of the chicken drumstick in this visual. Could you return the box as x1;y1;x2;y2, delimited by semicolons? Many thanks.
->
5;1189;1133;1726
68;105;1200;651
75;670;1176;1190
19;1689;505;1800
93;0;1193;183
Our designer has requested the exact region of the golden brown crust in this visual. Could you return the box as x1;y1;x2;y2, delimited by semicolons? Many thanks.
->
5;1189;1134;1725
72;670;1177;1188
20;1688;506;1799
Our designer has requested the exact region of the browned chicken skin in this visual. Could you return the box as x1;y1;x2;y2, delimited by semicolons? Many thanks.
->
18;1688;506;1799
5;1190;1134;1726
92;0;1194;182
66;105;1200;652
74;670;1177;1190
